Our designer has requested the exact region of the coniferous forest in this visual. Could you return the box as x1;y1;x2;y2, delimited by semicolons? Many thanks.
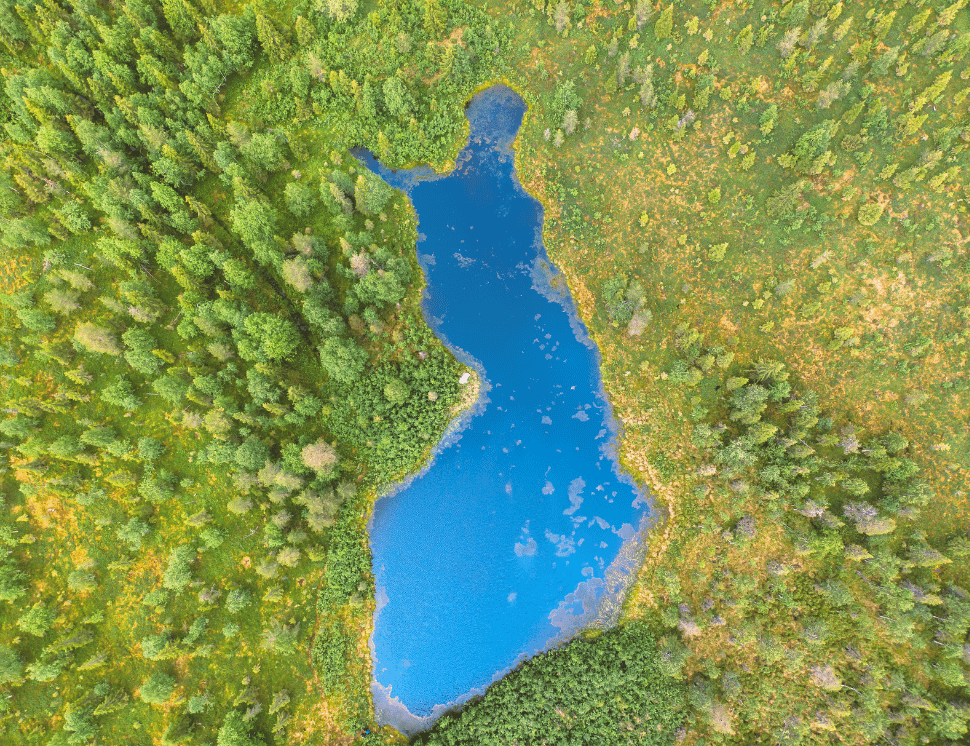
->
0;0;968;745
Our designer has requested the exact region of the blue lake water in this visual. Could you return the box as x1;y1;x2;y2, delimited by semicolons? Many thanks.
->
362;85;649;733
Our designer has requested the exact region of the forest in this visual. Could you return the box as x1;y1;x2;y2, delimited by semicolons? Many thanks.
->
0;0;968;745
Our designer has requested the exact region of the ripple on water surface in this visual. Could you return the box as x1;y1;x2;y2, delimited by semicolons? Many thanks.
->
364;85;650;734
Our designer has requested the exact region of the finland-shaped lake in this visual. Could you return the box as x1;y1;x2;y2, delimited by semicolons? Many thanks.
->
362;85;650;733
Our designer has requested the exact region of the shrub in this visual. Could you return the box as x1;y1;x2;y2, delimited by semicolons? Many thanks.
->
74;323;121;355
857;202;885;226
162;546;195;593
17;603;55;637
708;243;728;262
0;646;22;684
139;671;176;704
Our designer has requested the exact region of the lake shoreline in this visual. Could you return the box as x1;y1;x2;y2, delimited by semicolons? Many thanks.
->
361;84;659;736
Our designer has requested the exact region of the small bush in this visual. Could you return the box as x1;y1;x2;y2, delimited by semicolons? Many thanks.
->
74;323;121;355
17;603;55;637
139;671;176;704
857;202;885;226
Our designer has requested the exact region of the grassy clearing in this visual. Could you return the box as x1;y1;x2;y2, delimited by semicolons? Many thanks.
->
456;0;970;742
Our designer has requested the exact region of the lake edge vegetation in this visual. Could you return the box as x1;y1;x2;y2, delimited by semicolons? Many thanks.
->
1;0;969;745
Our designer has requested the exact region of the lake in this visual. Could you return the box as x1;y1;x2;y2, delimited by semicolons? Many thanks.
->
362;85;650;734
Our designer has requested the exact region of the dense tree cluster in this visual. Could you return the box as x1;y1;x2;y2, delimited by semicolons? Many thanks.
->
0;0;501;742
656;328;970;743
417;623;684;745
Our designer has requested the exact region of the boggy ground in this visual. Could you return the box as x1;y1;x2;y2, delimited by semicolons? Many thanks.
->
456;0;970;743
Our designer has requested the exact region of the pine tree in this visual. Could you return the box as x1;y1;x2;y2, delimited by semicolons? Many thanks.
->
562;109;578;135
634;0;654;29
424;0;446;38
616;51;631;87
553;0;570;34
735;25;754;55
639;65;656;108
654;5;673;40
322;0;359;24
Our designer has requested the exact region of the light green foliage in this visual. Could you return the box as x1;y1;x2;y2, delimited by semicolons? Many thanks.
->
759;104;778;136
16;603;55;637
661;338;966;741
301;440;338;473
138;437;166;461
383;377;410;404
284;181;316;217
216;710;265;746
161;546;195;593
153;374;189;404
857;202;885;226
243;313;300;361
74;323;121;355
116;518;151;550
418;624;684;744
707;242;728;262
319;0;358;24
3;0;969;743
382;76;413;119
353;173;393;216
234;435;270;471
67;569;97;592
141;630;175;661
654;5;673;40
318;337;367;384
226;588;252;614
139;672;176;705
0;646;23;684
